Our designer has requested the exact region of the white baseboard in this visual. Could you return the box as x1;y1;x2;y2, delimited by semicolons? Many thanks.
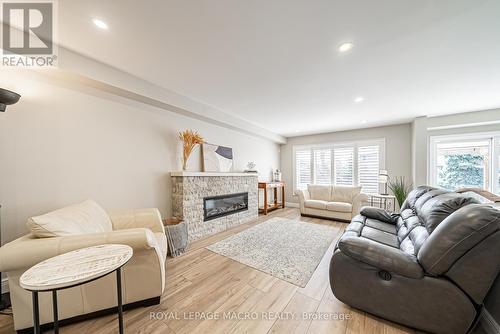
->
481;308;500;334
1;278;8;293
285;202;299;208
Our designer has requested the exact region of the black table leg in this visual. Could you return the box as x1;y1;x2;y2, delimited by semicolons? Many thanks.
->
32;291;40;334
116;268;124;334
52;290;59;334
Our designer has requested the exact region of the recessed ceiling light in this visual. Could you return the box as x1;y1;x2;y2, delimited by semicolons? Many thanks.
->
338;42;354;52
354;97;365;103
361;120;368;124
92;18;108;30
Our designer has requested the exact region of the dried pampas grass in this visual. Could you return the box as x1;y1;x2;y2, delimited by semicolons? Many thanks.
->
179;130;204;170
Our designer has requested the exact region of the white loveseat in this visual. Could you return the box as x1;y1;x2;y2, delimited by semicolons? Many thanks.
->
297;184;368;221
0;200;167;332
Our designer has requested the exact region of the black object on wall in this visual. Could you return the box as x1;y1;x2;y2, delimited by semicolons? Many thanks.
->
0;88;21;112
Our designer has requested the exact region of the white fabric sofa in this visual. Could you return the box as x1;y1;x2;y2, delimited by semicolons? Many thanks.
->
297;184;368;221
0;200;167;332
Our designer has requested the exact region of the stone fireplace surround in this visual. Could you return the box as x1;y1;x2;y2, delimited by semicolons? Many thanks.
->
171;172;258;242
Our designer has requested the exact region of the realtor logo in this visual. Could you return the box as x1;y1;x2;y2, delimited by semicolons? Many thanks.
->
1;1;57;67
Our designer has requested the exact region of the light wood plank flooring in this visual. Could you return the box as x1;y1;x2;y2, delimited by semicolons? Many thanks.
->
0;208;415;334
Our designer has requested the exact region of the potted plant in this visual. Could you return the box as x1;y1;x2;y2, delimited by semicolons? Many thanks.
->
388;176;412;210
179;130;204;170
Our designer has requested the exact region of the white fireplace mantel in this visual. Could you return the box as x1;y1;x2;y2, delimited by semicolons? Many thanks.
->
171;171;258;177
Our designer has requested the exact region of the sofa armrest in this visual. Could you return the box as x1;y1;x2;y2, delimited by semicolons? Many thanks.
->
360;206;398;224
297;189;310;213
338;234;423;279
352;192;369;215
0;228;158;273
108;208;165;234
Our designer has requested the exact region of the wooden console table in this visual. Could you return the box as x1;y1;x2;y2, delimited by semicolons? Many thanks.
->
258;181;285;215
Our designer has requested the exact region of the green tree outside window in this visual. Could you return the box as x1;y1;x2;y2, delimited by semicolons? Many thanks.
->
438;154;484;190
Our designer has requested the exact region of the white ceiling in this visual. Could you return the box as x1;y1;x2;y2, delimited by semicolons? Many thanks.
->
58;0;500;137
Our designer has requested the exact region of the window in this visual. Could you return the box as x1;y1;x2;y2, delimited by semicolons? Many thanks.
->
497;138;500;191
430;132;500;195
295;149;311;190
293;139;385;194
313;149;332;185
358;145;380;194
334;147;354;185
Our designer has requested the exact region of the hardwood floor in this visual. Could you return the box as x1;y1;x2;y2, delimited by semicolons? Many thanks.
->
0;208;415;334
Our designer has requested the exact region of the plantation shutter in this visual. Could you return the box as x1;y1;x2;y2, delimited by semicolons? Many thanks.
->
313;149;332;185
496;138;500;193
296;149;312;190
334;147;354;185
358;145;380;193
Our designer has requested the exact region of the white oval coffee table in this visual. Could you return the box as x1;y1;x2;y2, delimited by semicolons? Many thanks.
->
20;244;133;334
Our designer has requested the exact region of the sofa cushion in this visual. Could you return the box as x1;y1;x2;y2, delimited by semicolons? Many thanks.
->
341;215;400;248
331;185;361;203
304;199;327;210
307;184;332;201
361;226;399;248
413;189;449;215
418;204;499;275
336;235;424;278
326;201;352;213
416;192;478;233
365;218;397;234
400;185;436;211
27;200;113;238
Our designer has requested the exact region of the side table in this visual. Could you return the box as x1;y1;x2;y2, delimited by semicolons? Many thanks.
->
368;194;397;212
20;244;133;334
258;181;285;215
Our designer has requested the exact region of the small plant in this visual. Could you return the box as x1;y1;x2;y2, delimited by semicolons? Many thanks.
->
388;176;412;209
179;130;204;170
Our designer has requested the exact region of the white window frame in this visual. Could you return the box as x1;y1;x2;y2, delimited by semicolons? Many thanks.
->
292;138;386;194
429;131;500;194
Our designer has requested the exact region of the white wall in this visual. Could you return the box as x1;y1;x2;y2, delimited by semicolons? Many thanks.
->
411;108;500;186
0;76;280;242
280;123;412;203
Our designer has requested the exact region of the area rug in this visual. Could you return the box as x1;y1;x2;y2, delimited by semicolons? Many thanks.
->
206;217;339;287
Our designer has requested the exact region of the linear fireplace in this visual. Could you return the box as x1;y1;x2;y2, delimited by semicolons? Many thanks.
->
203;192;249;221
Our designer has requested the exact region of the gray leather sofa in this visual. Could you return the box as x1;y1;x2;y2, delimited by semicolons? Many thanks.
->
329;186;500;334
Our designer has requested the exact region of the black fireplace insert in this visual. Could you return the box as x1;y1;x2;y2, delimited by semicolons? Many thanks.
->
203;192;249;221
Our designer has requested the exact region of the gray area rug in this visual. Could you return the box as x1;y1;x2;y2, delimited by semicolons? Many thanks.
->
206;217;339;287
